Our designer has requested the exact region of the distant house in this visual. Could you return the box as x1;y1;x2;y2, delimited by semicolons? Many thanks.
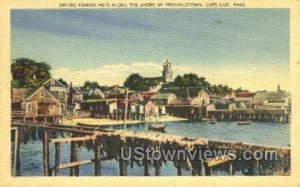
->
105;85;126;96
213;100;236;111
252;91;289;109
141;92;157;100
80;99;118;118
142;100;158;114
11;86;63;120
88;88;105;99
43;78;68;112
150;93;177;105
206;103;216;112
161;87;210;106
225;92;236;100
170;98;203;106
67;85;83;113
144;77;164;92
196;88;210;106
235;91;254;108
129;92;144;103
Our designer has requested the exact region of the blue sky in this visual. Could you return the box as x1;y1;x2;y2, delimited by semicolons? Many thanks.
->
11;9;289;91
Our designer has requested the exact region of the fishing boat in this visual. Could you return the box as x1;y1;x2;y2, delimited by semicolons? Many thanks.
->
147;124;166;132
147;113;166;132
237;121;251;125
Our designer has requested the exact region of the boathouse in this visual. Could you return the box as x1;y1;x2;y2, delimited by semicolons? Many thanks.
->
11;86;63;122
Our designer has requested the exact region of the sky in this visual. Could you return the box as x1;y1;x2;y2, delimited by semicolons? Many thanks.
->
11;9;289;91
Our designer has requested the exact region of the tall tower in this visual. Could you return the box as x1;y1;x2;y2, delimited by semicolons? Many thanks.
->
162;58;173;83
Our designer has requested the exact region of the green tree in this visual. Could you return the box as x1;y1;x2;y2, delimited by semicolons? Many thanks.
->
173;73;211;88
11;58;51;88
58;78;68;87
82;80;101;91
124;73;144;91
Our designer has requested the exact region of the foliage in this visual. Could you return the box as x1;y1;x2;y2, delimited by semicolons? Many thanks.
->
124;73;152;91
170;73;211;88
11;58;51;88
57;78;68;87
82;80;101;91
208;84;233;94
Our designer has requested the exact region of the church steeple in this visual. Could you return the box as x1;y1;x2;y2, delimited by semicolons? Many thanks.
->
162;58;173;83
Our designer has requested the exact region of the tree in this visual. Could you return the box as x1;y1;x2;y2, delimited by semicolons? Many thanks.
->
173;73;211;88
82;80;101;91
11;58;51;88
208;84;233;94
124;73;144;91
58;78;68;87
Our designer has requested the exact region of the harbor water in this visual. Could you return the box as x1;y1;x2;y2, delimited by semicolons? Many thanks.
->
13;121;290;176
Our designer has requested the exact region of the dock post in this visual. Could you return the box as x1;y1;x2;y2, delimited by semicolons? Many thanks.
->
94;137;101;176
12;127;20;176
70;136;79;176
177;161;182;176
119;137;127;176
204;162;212;176
154;160;161;176
43;129;50;176
54;142;60;176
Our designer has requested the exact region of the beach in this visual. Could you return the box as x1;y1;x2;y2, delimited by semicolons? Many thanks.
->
63;115;188;126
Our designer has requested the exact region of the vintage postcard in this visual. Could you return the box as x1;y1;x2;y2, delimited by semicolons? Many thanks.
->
0;0;300;186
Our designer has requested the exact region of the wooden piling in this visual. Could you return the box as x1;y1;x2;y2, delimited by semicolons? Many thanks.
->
43;129;50;176
70;136;79;176
54;142;60;176
12;127;20;176
119;138;127;176
177;161;182;176
154;161;161;176
204;162;212;176
94;137;101;176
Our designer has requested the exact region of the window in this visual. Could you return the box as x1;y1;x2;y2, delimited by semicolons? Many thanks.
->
27;104;32;112
59;92;64;99
49;105;53;110
40;92;44;97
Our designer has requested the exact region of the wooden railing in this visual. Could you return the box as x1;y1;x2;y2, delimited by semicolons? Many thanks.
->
11;111;25;117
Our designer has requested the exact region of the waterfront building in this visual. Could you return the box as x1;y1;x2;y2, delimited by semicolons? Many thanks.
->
150;93;177;105
43;78;68;112
11;86;63;121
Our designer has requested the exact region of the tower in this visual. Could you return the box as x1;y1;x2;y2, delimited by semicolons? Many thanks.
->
162;58;173;83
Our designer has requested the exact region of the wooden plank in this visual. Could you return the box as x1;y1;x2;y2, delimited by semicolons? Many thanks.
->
205;154;231;168
59;160;94;170
12;123;95;135
50;135;97;144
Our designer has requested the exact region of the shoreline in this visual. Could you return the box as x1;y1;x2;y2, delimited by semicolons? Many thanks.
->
63;115;188;126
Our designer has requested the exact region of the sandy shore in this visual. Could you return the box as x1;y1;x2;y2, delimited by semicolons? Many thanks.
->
63;115;188;126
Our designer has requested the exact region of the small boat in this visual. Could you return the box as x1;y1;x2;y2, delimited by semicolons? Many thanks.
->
207;120;216;125
201;118;211;122
147;124;166;132
237;121;251;125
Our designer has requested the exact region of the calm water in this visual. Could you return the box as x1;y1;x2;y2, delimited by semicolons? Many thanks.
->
14;121;290;176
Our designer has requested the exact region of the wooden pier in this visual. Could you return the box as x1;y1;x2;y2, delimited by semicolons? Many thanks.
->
11;120;291;176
